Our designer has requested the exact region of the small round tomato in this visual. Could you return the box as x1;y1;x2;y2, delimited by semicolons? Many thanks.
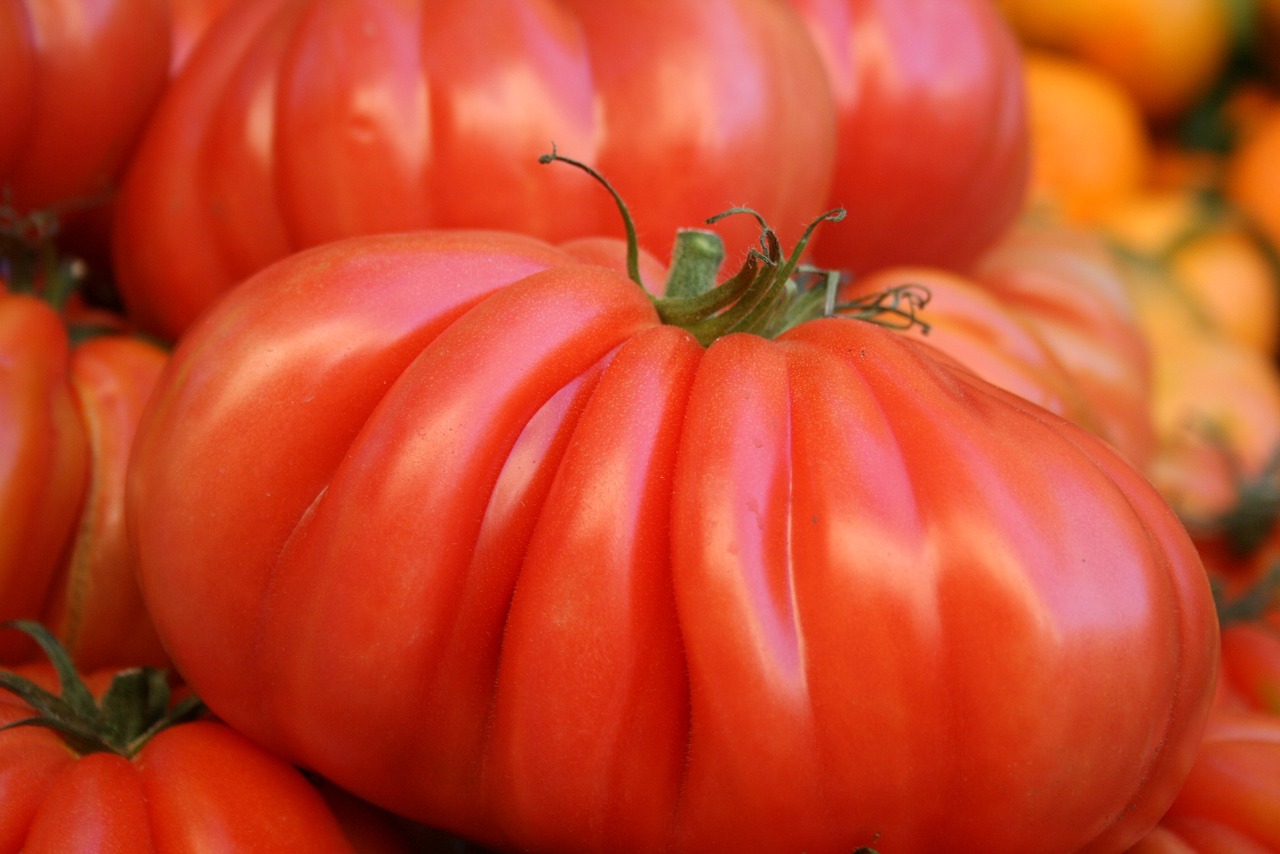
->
1103;189;1280;357
0;621;418;853
1022;50;1152;224
1226;102;1280;257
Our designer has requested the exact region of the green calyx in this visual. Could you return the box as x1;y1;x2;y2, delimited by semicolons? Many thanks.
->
539;148;930;346
0;620;204;759
0;196;83;311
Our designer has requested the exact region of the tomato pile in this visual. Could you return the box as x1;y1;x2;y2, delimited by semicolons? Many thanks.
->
0;1;1277;851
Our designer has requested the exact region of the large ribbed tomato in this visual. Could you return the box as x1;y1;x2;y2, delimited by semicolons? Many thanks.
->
126;207;1216;852
787;0;1029;274
111;0;837;340
847;219;1156;470
0;0;170;215
0;283;168;670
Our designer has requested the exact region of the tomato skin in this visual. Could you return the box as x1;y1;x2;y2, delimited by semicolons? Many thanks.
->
111;0;836;341
45;335;170;670
128;230;1217;853
0;290;169;669
788;0;1029;275
846;266;1097;439
0;0;171;214
169;0;239;73
0;2;37;184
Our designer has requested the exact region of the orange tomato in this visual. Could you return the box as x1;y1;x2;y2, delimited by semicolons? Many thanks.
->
1022;51;1152;224
1103;189;1280;356
1137;316;1280;532
996;0;1231;123
1115;246;1280;536
1256;0;1280;83
1226;103;1280;256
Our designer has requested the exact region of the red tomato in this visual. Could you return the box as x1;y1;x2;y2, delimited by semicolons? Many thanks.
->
127;220;1216;852
1217;606;1280;715
0;0;170;214
0;294;87;656
970;220;1157;468
787;0;1030;275
0;286;169;670
0;622;416;853
111;0;837;341
46;0;254;277
847;219;1156;470
845;266;1100;437
1127;708;1280;854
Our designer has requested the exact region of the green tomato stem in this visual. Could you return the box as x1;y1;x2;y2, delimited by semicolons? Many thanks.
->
0;620;205;758
539;148;931;345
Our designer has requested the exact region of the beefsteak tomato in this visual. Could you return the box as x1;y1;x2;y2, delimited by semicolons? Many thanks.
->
126;196;1216;852
848;219;1157;470
1127;708;1280;854
787;0;1029;274
0;282;168;670
111;0;837;340
0;0;170;216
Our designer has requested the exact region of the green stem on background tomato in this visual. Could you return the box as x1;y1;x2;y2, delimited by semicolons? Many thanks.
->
0;198;81;310
0;620;204;759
